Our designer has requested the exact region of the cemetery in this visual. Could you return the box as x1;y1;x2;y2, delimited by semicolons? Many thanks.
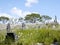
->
0;21;60;45
0;26;60;45
0;0;60;45
0;14;60;45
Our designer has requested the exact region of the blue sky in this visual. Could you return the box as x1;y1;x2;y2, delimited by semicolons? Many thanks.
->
0;0;60;22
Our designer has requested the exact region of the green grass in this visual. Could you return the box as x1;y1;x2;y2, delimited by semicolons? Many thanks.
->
0;28;60;45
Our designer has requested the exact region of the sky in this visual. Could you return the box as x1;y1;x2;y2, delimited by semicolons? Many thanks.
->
0;0;60;22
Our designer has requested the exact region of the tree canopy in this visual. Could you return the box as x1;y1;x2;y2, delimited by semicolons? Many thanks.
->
42;15;52;20
0;16;9;23
41;15;52;23
0;16;9;21
25;13;42;23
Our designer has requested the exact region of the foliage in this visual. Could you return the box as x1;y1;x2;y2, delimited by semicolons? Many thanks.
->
0;28;60;45
42;15;52;20
18;17;23;22
41;15;52;23
0;16;9;21
0;16;9;23
25;13;42;23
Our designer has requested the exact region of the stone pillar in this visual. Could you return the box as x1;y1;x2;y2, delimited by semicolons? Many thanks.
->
22;22;25;30
6;23;10;33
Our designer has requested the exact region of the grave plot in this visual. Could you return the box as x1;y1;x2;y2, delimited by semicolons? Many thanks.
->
5;23;17;44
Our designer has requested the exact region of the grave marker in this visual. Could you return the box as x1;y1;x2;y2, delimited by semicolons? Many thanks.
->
22;22;25;30
53;38;58;45
6;23;10;33
5;23;16;44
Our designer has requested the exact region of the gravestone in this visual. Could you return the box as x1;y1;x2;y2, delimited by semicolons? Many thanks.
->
5;23;15;44
50;38;58;45
5;33;15;42
6;23;10;33
22;22;25;30
53;38;58;45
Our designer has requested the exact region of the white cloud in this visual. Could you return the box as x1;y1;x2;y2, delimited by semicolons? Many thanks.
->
11;7;31;18
11;7;22;16
0;7;39;19
11;7;39;18
25;0;39;7
0;13;12;18
11;7;23;17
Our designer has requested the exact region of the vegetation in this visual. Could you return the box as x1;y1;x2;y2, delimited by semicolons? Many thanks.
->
0;13;59;45
41;15;52;23
25;13;42;23
0;28;60;45
0;16;9;21
25;13;52;23
0;16;9;23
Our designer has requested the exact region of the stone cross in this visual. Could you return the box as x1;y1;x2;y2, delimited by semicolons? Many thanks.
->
6;23;10;33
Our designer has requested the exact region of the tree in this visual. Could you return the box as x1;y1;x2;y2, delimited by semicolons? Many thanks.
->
25;13;42;23
41;15;52;23
0;16;9;23
18;17;23;22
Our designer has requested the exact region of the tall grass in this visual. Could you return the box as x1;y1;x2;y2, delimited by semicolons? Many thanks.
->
0;28;60;45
